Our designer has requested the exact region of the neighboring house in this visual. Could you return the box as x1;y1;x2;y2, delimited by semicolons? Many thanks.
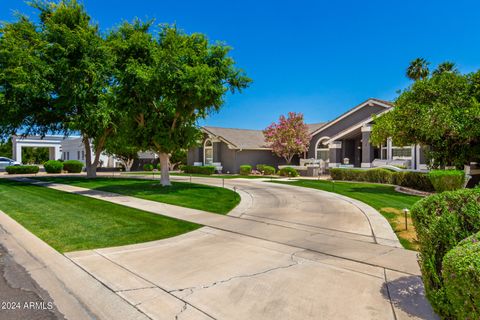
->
11;135;142;168
188;98;429;174
60;137;120;168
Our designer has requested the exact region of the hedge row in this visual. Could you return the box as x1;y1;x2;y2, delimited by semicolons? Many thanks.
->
428;170;465;192
442;232;480;319
63;160;84;173
239;165;252;175
256;164;275;175
278;167;299;177
411;188;480;318
44;160;63;173
180;165;216;175
6;165;39;174
330;168;434;191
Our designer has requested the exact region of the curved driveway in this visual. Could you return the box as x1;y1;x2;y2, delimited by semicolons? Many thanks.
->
18;176;437;320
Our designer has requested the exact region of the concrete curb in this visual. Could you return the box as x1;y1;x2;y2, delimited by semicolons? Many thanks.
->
0;210;150;320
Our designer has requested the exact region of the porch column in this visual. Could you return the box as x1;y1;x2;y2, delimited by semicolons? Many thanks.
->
328;141;342;167
387;138;393;160
361;125;374;168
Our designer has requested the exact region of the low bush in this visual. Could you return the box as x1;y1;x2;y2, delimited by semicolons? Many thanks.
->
411;188;480;317
239;165;252;176
278;167;299;177
364;168;393;184
442;231;480;320
428;170;465;192
330;168;364;181
5;165;40;174
63;160;84;173
330;168;434;191
143;164;154;171
157;163;161;170
44;160;63;174
182;165;216;175
261;165;276;175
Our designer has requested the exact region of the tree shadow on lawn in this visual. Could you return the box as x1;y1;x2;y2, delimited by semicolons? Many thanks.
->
381;275;439;319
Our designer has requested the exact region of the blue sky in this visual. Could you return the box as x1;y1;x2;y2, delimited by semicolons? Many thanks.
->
2;0;480;129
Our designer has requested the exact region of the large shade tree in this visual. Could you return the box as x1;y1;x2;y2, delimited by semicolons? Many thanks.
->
371;70;480;168
108;21;251;186
0;0;116;177
263;112;310;164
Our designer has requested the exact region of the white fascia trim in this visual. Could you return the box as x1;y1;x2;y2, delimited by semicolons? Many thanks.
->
361;125;372;132
361;163;372;168
310;99;392;137
326;108;392;145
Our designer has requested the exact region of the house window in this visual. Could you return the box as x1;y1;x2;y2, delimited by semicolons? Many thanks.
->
66;152;70;160
392;146;412;159
203;139;213;165
81;151;85;160
315;138;329;164
77;151;80;160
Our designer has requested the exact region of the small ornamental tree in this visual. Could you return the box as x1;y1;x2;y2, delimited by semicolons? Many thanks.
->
263;112;310;164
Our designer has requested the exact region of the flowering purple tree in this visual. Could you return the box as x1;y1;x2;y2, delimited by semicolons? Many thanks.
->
263;112;310;164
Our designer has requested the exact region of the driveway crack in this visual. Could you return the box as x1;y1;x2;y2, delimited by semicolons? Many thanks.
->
169;250;304;297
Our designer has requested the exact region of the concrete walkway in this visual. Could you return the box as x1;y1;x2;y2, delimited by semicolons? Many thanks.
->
9;176;437;319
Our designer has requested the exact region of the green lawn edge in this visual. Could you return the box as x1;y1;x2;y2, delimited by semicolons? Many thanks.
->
0;179;201;253
36;176;240;215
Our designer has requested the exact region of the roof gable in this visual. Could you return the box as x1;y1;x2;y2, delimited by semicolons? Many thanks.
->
310;98;392;137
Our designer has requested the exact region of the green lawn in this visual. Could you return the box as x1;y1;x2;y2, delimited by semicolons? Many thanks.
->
36;177;240;214
274;179;421;250
121;172;277;179
0;179;200;252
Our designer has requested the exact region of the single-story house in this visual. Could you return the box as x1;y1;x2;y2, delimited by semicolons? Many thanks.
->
187;98;429;174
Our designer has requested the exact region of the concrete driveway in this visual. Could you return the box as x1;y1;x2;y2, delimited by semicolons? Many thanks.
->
57;177;437;320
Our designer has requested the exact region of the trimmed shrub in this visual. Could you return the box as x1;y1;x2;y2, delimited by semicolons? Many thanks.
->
182;165;216;175
411;188;480;317
143;164;154;171
330;168;434;191
44;160;63;174
393;171;434;191
442;232;480;320
262;165;276;175
428;170;465;192
278;167;299;177
329;168;364;181
5;165;39;174
157;163;161;170
63;160;84;173
239;165;252;176
364;168;393;184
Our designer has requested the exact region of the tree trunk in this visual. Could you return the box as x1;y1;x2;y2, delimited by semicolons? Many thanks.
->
124;158;134;172
159;152;171;186
83;136;97;178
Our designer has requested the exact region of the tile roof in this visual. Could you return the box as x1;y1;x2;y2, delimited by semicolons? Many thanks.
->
203;123;326;150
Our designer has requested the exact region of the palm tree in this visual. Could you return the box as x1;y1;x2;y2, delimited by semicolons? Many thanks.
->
432;61;458;76
406;58;430;81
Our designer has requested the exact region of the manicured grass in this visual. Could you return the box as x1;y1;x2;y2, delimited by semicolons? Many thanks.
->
274;179;421;250
121;172;278;179
0;179;200;252
37;177;240;214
